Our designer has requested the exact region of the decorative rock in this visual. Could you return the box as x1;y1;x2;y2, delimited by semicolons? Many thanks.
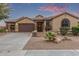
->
53;37;62;43
63;36;72;41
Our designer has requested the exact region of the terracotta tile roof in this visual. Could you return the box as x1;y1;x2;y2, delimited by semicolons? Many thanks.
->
16;16;32;22
33;15;45;20
5;16;32;23
5;19;17;22
5;12;79;22
48;12;79;20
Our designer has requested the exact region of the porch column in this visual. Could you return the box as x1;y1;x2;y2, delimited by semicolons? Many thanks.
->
34;22;37;31
8;23;11;32
15;23;18;32
43;20;46;32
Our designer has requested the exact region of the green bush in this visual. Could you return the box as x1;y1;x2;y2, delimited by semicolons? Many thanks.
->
60;27;70;35
72;26;79;35
45;32;55;41
0;29;6;32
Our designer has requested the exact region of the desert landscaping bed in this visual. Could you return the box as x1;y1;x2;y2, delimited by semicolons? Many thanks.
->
23;35;79;50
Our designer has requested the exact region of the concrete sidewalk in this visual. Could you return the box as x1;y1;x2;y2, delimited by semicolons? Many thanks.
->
25;50;79;56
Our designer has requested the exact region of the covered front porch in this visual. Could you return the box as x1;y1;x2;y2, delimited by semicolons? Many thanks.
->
34;15;51;32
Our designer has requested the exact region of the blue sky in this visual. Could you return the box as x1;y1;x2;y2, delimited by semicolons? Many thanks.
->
9;3;79;19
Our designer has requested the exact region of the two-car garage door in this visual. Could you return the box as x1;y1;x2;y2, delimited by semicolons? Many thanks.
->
19;23;35;32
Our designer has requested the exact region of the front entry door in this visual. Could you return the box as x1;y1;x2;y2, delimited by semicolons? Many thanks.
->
37;22;43;32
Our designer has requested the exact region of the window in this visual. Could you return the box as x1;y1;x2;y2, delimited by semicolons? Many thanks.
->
61;18;70;27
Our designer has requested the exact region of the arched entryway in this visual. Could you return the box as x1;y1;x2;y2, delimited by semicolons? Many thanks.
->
37;21;44;32
34;15;44;32
61;18;70;27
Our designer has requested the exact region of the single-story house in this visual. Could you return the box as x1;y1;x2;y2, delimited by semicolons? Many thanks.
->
5;12;79;32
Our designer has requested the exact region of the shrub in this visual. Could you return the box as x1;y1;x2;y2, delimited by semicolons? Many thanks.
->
0;29;6;32
45;31;55;41
60;27;70;35
72;26;79;35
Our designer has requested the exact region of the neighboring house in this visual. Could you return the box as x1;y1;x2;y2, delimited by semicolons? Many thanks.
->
5;12;79;32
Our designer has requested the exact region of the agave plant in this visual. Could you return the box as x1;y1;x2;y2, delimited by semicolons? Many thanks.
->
45;31;55;41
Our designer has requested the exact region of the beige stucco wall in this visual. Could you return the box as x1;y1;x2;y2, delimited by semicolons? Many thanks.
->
51;14;79;32
15;18;34;32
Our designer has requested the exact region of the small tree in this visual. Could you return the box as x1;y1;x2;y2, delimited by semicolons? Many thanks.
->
0;3;10;20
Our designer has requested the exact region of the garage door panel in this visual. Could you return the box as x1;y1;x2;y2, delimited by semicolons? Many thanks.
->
19;23;34;32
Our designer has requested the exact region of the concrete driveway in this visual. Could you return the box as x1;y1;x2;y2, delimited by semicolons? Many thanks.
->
0;32;32;56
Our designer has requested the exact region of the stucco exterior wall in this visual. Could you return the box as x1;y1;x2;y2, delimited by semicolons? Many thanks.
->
15;18;34;32
51;14;79;32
